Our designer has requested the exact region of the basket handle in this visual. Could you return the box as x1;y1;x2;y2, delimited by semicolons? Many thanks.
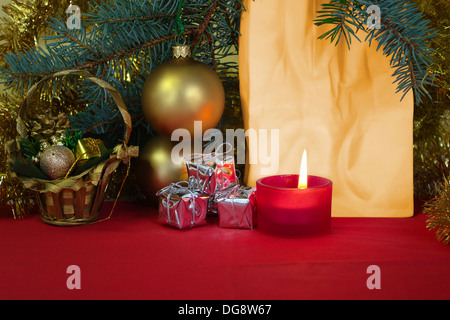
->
16;69;132;146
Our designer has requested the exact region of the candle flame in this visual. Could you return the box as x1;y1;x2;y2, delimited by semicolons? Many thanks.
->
298;149;307;189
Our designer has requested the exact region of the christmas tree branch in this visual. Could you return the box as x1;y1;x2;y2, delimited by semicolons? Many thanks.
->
314;0;366;49
61;30;98;56
314;0;437;103
74;31;190;72
0;0;243;147
1;0;241;88
3;17;194;86
95;10;202;24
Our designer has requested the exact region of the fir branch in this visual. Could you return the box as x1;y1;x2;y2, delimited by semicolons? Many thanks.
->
314;0;366;49
314;0;437;103
0;0;239;86
95;10;202;24
0;0;243;147
72;30;191;72
60;30;98;56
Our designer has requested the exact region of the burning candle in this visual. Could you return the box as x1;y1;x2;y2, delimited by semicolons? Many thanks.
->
255;150;333;236
298;149;308;189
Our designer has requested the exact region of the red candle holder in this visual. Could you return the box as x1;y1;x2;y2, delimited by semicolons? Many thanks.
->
256;175;332;236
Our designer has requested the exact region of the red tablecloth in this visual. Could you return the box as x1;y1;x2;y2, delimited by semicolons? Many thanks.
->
0;201;449;300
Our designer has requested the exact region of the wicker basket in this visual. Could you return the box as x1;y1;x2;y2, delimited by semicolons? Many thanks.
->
37;175;111;226
7;70;134;226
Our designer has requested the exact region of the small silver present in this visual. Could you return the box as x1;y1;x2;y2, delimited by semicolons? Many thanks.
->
156;182;209;230
185;148;238;196
217;186;256;230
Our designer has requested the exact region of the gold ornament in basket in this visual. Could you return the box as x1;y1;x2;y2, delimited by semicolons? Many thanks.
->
6;70;138;226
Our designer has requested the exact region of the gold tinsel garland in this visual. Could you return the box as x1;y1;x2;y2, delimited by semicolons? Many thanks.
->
412;0;450;198
411;0;450;244
412;0;450;245
0;0;91;69
0;94;36;217
425;178;450;244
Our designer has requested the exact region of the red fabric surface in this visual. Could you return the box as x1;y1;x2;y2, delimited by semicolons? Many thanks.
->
0;201;449;300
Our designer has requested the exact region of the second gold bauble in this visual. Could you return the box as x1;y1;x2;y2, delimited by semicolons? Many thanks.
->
135;136;188;200
141;45;225;137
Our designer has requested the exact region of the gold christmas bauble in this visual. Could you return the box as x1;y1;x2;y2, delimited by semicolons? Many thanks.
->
39;145;75;180
141;45;225;137
136;136;188;200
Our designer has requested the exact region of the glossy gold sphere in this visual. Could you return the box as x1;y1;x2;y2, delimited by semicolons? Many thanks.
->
136;136;188;200
141;55;225;137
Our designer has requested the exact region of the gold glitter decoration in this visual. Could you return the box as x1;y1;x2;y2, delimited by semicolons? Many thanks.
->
425;178;450;245
39;145;75;180
0;0;90;69
0;94;37;217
